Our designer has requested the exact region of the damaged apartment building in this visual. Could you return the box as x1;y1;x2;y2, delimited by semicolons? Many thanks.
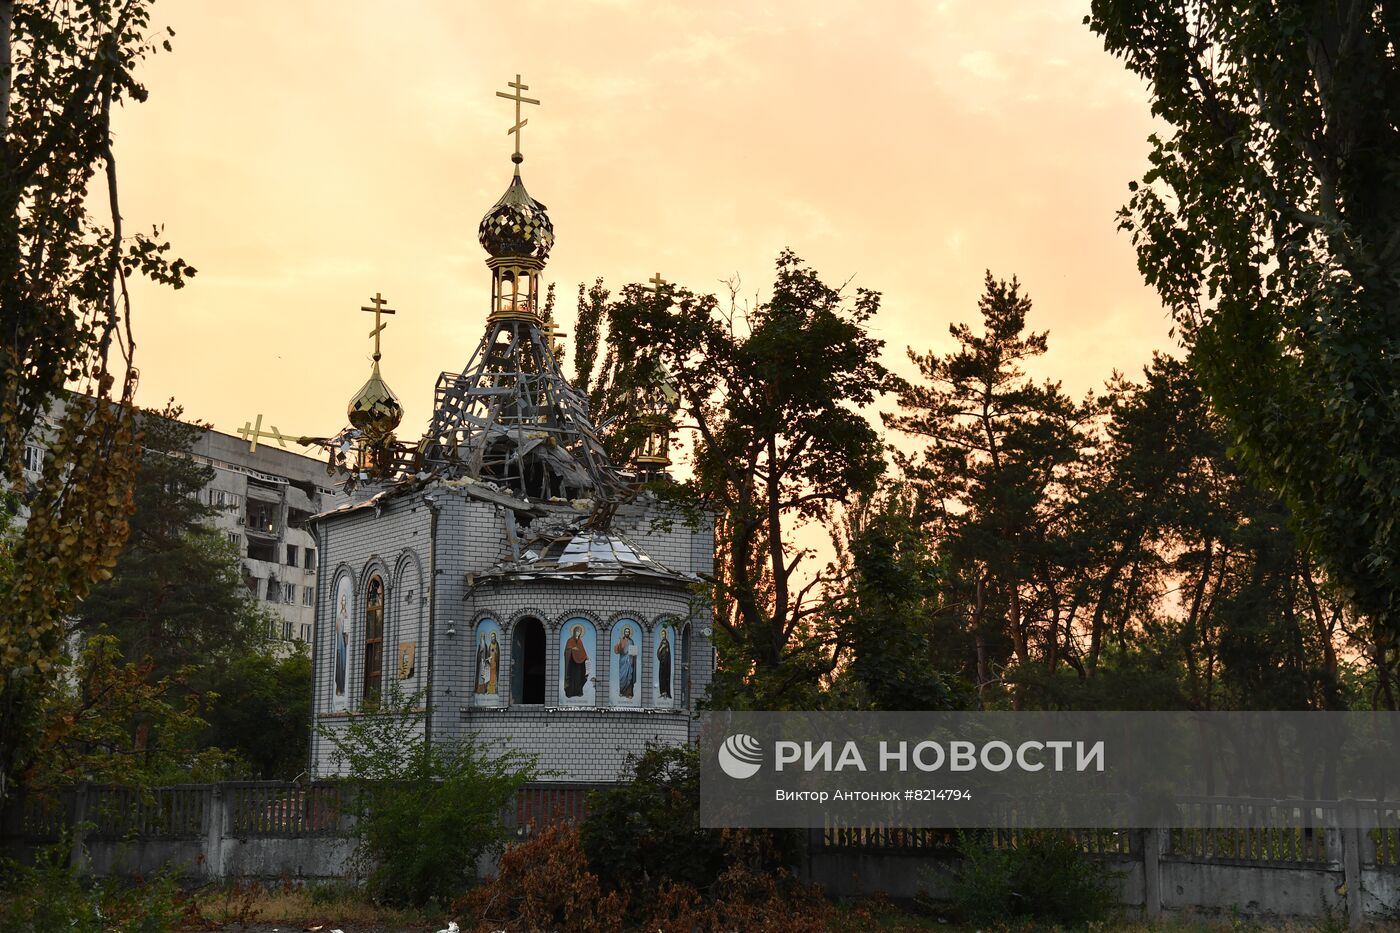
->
15;408;343;653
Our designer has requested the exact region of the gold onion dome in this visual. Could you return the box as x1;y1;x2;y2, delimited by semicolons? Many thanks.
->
478;171;555;261
347;360;404;442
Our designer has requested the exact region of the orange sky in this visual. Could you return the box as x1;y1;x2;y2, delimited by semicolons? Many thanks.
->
112;0;1166;448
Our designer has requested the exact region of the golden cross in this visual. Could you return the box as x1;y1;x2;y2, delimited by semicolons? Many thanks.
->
495;73;541;161
645;272;669;295
238;414;287;453
540;316;568;353
360;292;396;361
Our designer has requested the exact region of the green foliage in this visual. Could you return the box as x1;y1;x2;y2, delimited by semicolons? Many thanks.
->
71;402;272;682
834;486;966;710
580;743;726;894
320;690;538;907
0;2;194;801
580;743;800;903
0;845;184;933
1087;0;1400;637
202;649;312;779
25;633;213;791
609;251;897;709
886;273;1099;705
945;830;1119;926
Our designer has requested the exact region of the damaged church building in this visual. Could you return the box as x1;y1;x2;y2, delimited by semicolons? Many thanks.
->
305;123;715;782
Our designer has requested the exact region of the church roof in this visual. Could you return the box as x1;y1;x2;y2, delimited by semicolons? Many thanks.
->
480;530;694;586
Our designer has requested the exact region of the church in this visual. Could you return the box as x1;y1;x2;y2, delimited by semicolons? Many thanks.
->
306;78;714;782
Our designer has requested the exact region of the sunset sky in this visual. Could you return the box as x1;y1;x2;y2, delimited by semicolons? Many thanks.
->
112;0;1166;447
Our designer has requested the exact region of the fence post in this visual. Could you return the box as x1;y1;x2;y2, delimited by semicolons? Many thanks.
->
67;783;90;875
204;784;225;881
1141;827;1162;919
1340;799;1363;929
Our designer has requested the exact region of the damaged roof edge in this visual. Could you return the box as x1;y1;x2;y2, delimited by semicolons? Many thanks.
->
308;474;550;523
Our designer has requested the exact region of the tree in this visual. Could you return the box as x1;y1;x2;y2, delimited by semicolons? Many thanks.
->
1087;0;1400;634
202;650;311;780
0;1;193;802
69;403;269;681
830;485;966;710
609;252;896;708
885;273;1099;706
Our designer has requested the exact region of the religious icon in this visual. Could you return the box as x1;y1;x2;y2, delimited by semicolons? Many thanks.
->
657;625;673;701
476;628;500;695
564;623;590;699
398;642;416;680
613;624;638;701
333;577;352;710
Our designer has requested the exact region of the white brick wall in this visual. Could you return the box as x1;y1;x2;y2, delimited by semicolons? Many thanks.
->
309;482;715;781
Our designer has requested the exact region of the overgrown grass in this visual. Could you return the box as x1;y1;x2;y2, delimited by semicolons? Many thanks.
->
191;880;435;929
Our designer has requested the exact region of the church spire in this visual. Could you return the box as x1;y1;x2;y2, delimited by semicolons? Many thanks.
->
419;76;620;502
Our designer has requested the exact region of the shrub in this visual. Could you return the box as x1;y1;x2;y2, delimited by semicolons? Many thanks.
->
454;823;626;933
946;829;1119;925
320;689;538;907
0;845;185;933
578;742;801;900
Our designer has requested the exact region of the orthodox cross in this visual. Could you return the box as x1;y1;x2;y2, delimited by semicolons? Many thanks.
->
237;413;304;453
361;292;396;361
496;73;541;161
540;315;568;354
644;272;669;295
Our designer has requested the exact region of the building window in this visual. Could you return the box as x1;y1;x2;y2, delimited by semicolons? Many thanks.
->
302;585;315;607
226;531;240;547
247;538;276;562
362;575;385;704
304;548;317;571
21;444;44;474
285;544;299;566
282;620;293;640
246;499;279;534
299;624;311;642
511;617;546;705
209;489;242;511
282;581;296;604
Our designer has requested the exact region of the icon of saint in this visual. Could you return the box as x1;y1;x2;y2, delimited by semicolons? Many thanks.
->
657;627;672;700
614;625;637;699
564;624;590;698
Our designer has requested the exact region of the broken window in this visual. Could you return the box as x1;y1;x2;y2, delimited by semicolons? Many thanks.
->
246;499;280;535
511;617;546;705
304;548;317;571
287;507;312;529
246;539;276;562
285;544;299;566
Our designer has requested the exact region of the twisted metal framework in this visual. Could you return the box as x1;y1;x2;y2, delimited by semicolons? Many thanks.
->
419;315;623;501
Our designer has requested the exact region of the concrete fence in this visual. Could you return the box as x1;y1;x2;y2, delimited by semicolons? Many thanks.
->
805;797;1400;926
0;781;597;883
5;784;1400;925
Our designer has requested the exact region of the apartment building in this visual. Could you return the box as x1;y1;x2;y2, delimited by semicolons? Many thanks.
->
16;411;344;652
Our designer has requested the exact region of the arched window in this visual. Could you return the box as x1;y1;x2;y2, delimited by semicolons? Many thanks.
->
511;617;546;705
362;575;385;703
